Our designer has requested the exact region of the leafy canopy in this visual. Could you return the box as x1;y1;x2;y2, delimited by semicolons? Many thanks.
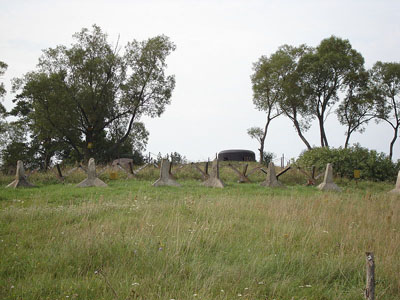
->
12;25;176;162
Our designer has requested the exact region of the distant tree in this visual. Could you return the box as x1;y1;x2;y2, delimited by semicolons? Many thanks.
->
371;61;400;160
249;54;283;163
12;25;175;162
0;61;8;160
0;61;7;100
262;151;275;166
299;36;365;147
0;120;35;172
170;152;187;164
247;127;264;162
336;69;376;148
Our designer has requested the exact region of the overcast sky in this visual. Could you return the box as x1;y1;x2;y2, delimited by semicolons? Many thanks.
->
1;0;399;162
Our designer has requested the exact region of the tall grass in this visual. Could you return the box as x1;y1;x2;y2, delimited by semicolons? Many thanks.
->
0;166;399;299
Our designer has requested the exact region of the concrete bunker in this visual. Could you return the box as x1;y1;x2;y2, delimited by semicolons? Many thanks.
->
218;149;256;162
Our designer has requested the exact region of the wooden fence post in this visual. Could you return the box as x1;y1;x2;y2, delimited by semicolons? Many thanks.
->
365;252;375;300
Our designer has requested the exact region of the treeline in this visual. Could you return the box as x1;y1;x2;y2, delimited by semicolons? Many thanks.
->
248;36;400;162
0;25;176;171
1;32;399;174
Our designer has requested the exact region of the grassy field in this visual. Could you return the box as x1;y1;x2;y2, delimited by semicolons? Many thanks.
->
0;164;399;299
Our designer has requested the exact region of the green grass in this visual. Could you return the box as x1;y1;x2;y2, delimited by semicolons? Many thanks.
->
0;166;399;299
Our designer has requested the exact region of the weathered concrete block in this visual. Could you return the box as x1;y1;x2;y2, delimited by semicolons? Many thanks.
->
202;159;224;188
6;160;35;188
260;162;284;188
389;171;400;194
317;163;341;192
76;158;107;187
153;159;181;187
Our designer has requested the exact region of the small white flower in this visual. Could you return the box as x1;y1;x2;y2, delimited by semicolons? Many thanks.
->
220;289;224;293
193;293;198;296
94;270;98;274
11;285;15;289
238;293;242;297
132;282;139;286
258;281;264;285
244;287;249;290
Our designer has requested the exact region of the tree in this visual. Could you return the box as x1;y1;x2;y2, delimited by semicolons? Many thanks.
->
336;70;376;148
0;61;8;159
272;45;314;150
371;61;400;160
299;36;365;147
249;54;283;163
0;120;34;172
0;61;7;100
247;126;265;162
12;25;175;162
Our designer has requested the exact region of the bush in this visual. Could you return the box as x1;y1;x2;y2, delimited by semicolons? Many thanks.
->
296;145;398;182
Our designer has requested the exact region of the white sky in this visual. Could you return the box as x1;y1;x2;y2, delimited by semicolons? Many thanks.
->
1;0;399;162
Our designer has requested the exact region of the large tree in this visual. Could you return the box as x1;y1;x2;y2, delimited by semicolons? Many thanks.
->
336;69;375;148
12;25;175;162
272;45;314;150
299;36;365;147
371;61;400;160
249;54;283;163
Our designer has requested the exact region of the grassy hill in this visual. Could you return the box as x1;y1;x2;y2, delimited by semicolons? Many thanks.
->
0;164;399;299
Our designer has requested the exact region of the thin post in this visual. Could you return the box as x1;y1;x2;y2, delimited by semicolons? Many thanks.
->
365;252;375;300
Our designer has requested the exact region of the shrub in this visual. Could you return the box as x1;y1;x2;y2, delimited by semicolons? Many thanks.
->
296;145;398;182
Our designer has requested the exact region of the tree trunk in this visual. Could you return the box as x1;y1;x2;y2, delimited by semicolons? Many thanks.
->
344;127;352;149
389;125;399;161
259;142;264;164
293;119;312;150
318;116;329;147
259;116;272;164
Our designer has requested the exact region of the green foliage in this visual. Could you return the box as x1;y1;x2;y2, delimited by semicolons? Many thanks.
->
250;51;284;163
336;70;376;148
11;25;175;163
370;61;400;160
271;45;314;150
296;145;398;181
299;36;366;147
247;126;263;143
0;61;8;157
0;60;7;100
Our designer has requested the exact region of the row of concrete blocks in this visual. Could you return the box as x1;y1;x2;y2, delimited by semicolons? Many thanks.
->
5;158;400;194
